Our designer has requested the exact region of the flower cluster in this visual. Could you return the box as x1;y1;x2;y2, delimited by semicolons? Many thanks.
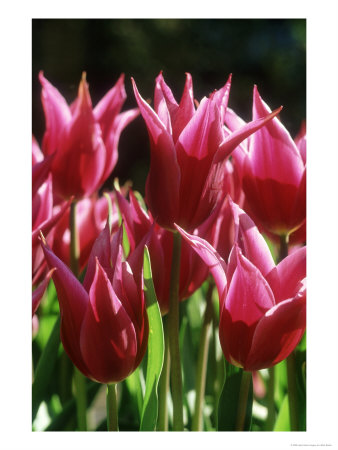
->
32;71;306;431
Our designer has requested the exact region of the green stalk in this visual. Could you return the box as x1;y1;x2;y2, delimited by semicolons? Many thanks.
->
236;370;252;431
266;367;275;430
279;233;299;431
287;352;299;431
157;316;170;431
106;384;119;431
70;200;87;431
167;231;184;431
192;282;214;431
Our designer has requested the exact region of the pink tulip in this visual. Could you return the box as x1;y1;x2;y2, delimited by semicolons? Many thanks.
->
52;192;120;273
41;223;149;384
132;73;282;231
227;87;306;237
39;72;139;200
176;200;306;371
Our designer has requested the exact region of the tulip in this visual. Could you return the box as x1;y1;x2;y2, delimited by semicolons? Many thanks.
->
132;73;282;231
39;72;139;200
32;136;71;286
52;192;120;272
40;222;149;384
227;87;306;238
116;189;214;314
176;199;306;371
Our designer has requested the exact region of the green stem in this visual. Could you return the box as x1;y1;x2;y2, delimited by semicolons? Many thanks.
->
278;233;289;263
287;352;299;431
157;316;170;431
192;282;214;431
106;383;119;431
279;234;299;431
73;367;87;431
266;367;275;430
70;200;87;431
236;371;252;431
168;231;183;431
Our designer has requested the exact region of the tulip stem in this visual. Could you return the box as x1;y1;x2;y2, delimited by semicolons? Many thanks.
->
287;352;299;431
168;231;184;431
74;367;87;431
106;383;119;431
236;370;252;431
157;316;170;431
278;233;289;263
266;367;276;430
279;234;299;431
70;200;87;431
192;282;214;431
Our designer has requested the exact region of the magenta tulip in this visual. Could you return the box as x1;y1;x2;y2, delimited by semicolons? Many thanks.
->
41;223;149;384
227;86;306;238
132;73;282;231
176;200;306;371
39;72;139;200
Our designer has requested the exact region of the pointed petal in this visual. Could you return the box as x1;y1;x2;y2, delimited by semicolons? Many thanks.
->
171;73;195;141
39;72;71;155
32;154;54;198
40;239;90;377
214;105;283;164
93;73;126;141
83;220;112;292
176;224;227;304
212;73;232;124
250;86;304;184
99;108;140;184
32;269;55;316
229;197;276;278
267;246;306;303
246;291;306;370
132;78;180;228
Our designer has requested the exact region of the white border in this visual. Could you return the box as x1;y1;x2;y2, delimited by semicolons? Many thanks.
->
1;1;337;449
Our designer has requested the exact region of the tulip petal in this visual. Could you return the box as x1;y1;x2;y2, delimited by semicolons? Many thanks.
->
39;72;72;155
212;74;232;125
214;105;283;164
267;246;306;303
41;239;91;377
229;197;276;279
250;86;304;184
80;260;137;383
132;78;181;228
246;291;306;370
32;269;55;316
93;73;126;141
176;224;227;304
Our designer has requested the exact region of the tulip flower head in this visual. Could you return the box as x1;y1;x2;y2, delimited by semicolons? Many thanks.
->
41;223;149;384
177;199;306;371
39;72;139;201
132;73;282;231
228;87;306;238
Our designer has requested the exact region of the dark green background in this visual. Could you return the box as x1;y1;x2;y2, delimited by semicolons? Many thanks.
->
32;19;306;194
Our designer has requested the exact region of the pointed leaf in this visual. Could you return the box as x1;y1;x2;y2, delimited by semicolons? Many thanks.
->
139;247;164;431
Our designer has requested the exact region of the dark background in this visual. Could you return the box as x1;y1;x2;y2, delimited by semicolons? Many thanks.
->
32;19;306;195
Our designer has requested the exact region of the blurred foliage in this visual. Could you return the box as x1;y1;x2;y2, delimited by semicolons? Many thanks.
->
32;18;305;195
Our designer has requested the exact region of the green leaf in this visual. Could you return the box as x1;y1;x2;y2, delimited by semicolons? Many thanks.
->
274;394;290;431
32;315;61;421
217;361;253;431
125;367;144;420
139;247;164;431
